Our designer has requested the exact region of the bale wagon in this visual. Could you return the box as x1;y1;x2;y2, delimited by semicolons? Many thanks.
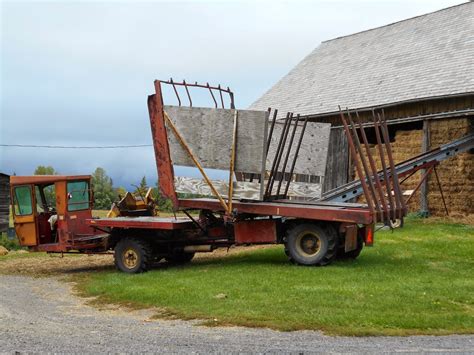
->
10;80;473;273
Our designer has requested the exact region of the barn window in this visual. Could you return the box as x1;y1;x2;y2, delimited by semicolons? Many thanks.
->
14;185;33;216
67;181;90;211
361;120;423;144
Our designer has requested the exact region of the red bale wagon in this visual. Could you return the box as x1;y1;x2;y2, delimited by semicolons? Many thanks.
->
11;79;409;273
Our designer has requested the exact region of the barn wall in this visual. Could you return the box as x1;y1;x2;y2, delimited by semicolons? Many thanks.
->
315;95;473;218
0;175;10;232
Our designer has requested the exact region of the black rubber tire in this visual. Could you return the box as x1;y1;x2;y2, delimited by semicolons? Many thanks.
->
114;237;152;273
284;223;337;266
165;252;195;264
336;234;364;260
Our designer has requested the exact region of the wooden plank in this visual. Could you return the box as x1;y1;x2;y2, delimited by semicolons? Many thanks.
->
322;127;349;192
266;120;331;177
174;177;321;200
164;106;267;174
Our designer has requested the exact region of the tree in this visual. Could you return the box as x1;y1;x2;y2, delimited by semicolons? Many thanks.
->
115;186;127;200
134;176;148;199
34;166;57;175
152;181;173;212
91;167;115;210
33;166;57;206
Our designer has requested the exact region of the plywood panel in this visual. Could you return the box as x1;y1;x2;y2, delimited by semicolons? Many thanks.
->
174;177;321;200
164;106;268;174
322;128;349;192
266;120;331;177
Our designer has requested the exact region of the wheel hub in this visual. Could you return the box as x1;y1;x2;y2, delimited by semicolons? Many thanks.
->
296;232;321;257
123;248;139;269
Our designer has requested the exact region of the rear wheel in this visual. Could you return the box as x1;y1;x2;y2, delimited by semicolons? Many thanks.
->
284;223;337;266
114;237;152;273
337;234;364;260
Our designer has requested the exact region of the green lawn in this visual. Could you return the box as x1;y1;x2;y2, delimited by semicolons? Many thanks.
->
74;217;474;335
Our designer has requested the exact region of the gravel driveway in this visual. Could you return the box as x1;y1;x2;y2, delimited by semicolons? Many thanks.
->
0;274;473;353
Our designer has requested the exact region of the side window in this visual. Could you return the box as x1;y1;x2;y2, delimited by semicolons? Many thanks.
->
35;186;45;213
14;186;33;216
67;181;90;211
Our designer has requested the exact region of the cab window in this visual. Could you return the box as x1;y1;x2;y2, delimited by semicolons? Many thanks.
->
67;181;90;211
14;186;33;216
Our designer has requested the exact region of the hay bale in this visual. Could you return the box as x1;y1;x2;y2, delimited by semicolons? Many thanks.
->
0;245;9;256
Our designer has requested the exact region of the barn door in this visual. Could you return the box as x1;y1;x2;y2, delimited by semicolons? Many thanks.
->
12;185;38;246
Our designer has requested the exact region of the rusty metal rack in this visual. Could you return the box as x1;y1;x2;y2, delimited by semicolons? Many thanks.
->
264;110;309;200
158;78;235;109
149;79;407;226
320;132;474;211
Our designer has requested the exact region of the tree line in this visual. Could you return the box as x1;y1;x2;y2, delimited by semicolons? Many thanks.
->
33;165;173;211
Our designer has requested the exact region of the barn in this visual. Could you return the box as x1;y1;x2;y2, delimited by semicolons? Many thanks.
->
250;2;473;218
0;173;10;232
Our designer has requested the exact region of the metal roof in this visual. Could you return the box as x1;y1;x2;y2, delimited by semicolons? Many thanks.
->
249;2;474;117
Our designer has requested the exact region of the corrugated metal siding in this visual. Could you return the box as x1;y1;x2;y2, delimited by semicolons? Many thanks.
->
0;174;10;232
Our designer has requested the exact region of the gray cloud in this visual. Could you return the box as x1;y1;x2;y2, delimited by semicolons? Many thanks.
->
0;0;464;188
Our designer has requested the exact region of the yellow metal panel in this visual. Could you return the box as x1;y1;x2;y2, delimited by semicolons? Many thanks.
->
14;214;37;246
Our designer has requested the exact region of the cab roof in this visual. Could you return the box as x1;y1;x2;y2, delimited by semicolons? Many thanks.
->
10;175;92;185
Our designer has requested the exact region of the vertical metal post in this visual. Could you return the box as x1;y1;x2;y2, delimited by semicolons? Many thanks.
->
265;113;291;197
340;110;375;215
372;112;395;222
284;116;309;196
228;111;238;214
379;111;406;218
347;111;382;217
276;115;301;196
420;119;430;216
148;81;179;208
433;166;449;216
354;112;389;222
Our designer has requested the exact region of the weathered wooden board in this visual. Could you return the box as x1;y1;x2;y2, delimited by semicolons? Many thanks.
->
322;127;349;192
175;176;321;200
0;174;10;232
266;120;331;177
164;106;268;174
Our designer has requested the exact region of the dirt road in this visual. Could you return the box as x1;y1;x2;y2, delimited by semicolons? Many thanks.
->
0;274;473;353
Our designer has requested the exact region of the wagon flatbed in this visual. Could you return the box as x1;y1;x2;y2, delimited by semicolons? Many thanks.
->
179;198;374;224
87;216;195;230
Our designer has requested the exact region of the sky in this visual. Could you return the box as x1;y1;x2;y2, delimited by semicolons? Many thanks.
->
0;0;466;189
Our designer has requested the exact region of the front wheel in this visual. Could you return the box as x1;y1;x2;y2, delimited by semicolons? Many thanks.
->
284;223;337;266
114;237;152;273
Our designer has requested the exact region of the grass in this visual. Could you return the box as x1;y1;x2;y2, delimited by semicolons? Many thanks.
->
72;217;474;336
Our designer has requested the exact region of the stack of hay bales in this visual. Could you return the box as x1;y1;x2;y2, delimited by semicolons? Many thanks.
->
429;118;473;218
356;129;423;212
356;118;473;218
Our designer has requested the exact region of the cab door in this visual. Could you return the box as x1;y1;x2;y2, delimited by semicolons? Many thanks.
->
12;185;38;246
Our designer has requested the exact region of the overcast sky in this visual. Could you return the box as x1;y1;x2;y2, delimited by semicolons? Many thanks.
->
0;0;466;188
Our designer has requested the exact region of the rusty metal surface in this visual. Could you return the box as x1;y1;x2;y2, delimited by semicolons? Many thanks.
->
320;133;474;203
159;78;235;109
148;83;178;208
234;219;277;244
179;198;373;224
343;224;358;252
10;175;91;185
339;109;406;225
87;216;195;230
